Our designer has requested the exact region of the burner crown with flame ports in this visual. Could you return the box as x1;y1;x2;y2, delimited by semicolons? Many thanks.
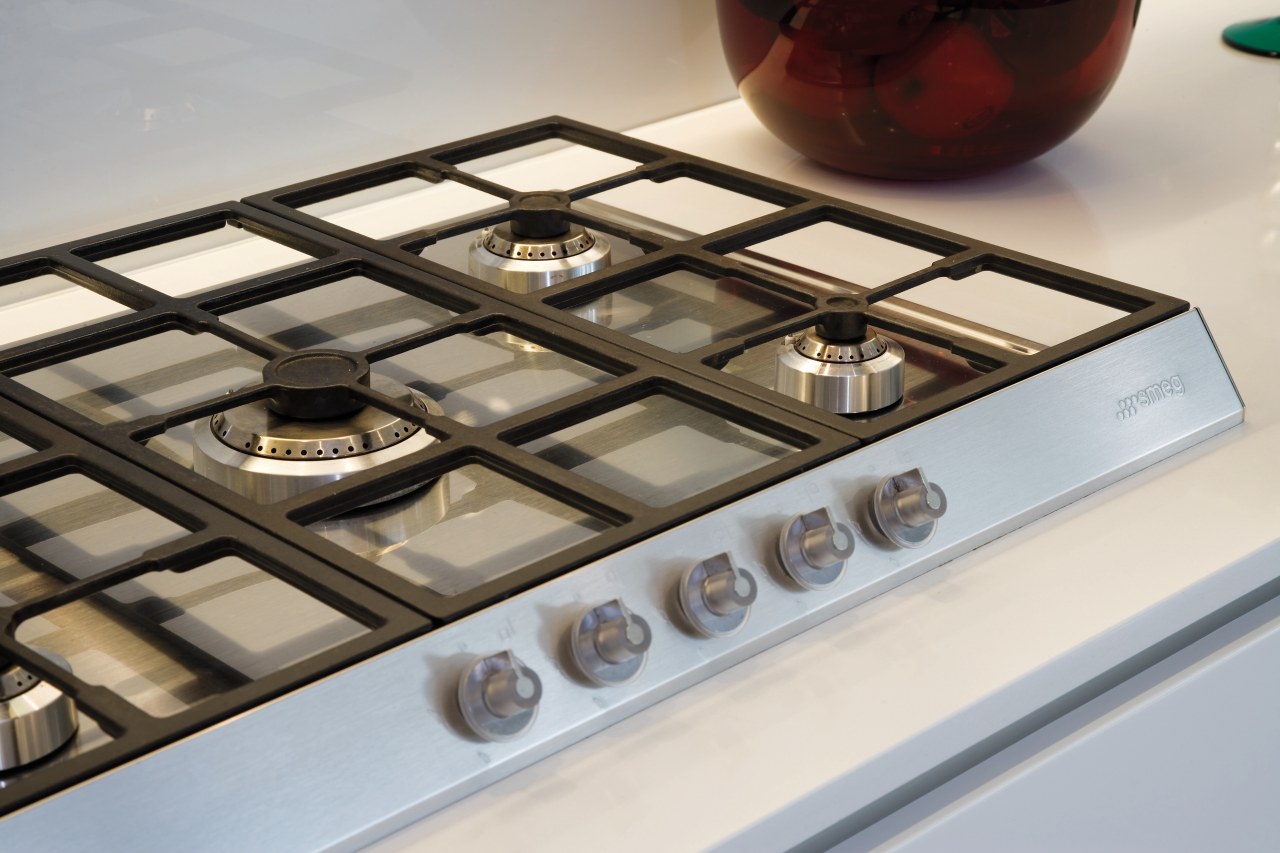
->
775;295;905;415
468;192;611;293
193;350;441;504
0;654;78;773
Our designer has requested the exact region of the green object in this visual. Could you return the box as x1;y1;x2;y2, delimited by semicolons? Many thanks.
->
1223;17;1280;58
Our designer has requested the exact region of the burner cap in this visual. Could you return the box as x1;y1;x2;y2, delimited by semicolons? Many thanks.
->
262;350;371;420
508;191;573;239
814;294;870;342
0;654;79;772
774;296;905;415
481;191;595;259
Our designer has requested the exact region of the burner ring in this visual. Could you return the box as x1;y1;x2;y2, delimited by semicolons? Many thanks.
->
775;330;906;415
0;654;78;771
794;333;888;363
469;222;611;295
193;375;443;504
0;662;41;699
211;386;428;461
481;223;596;260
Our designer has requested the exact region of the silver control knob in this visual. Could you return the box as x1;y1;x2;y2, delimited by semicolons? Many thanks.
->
777;507;855;590
871;467;947;548
676;553;758;638
457;651;542;742
570;599;652;686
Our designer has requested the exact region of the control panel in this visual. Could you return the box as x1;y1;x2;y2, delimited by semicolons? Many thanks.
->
451;467;949;743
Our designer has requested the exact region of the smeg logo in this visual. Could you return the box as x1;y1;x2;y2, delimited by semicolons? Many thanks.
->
1116;375;1185;421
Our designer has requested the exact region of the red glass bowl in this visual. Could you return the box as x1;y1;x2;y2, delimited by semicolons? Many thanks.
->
717;0;1140;180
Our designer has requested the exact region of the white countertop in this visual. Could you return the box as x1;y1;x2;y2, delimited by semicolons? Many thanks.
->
368;3;1280;851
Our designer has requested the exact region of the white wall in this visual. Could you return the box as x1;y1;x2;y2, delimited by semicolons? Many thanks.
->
1;0;737;257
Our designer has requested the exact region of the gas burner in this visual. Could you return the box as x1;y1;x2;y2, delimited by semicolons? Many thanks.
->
0;655;77;773
775;295;905;414
468;192;611;293
193;350;441;504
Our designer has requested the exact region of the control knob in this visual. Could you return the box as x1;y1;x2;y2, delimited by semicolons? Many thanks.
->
777;507;855;590
457;650;542;742
676;553;758;638
570;599;652;686
871;467;947;548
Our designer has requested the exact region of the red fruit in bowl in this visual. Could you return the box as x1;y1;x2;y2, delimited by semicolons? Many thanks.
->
719;0;1138;178
873;21;1015;140
1070;7;1135;100
789;0;937;56
715;0;786;83
739;36;885;166
784;23;849;87
975;0;1119;77
744;34;875;119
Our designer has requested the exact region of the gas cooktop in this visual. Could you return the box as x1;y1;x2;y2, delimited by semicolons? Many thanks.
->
0;118;1241;848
